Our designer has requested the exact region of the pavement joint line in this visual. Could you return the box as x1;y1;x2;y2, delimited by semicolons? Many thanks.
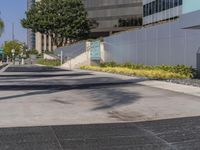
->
49;126;64;150
135;124;178;150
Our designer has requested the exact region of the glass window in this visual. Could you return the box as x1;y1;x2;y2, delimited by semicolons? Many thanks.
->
166;0;170;10
162;0;166;11
152;1;156;14
146;4;148;16
149;3;152;15
143;0;183;17
159;0;162;12
170;0;174;8
145;4;148;17
143;5;146;16
147;3;149;16
179;0;183;5
156;0;159;13
174;0;178;7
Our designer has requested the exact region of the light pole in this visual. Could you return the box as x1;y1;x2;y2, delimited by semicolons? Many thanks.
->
20;52;24;65
60;50;63;65
11;49;15;65
20;45;24;65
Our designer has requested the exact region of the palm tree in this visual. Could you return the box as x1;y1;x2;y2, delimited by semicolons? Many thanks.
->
0;18;4;37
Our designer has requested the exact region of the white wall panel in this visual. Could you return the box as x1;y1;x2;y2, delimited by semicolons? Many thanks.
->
104;20;200;68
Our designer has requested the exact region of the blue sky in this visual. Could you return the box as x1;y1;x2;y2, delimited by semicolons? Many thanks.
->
0;0;27;46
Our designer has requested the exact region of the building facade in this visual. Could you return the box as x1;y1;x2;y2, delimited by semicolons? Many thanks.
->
143;0;183;25
52;0;200;70
27;0;36;50
101;0;200;69
83;0;143;37
28;0;143;53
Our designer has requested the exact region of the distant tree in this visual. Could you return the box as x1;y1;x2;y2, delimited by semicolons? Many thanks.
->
3;41;24;58
21;0;93;48
0;18;4;37
27;49;38;56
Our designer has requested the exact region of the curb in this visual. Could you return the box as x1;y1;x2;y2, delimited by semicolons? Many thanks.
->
79;69;200;97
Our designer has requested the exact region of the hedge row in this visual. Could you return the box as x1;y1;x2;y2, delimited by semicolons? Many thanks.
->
81;62;196;79
37;59;60;66
99;62;196;78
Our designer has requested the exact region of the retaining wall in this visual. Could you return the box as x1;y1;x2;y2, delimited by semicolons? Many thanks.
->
104;20;200;68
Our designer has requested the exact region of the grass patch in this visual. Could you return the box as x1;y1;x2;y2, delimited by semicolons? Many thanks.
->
37;59;60;67
81;62;196;79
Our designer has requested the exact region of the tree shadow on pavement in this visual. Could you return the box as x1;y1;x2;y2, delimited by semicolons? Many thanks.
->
0;78;145;102
4;66;69;72
0;81;135;91
0;73;93;79
89;86;141;110
0;90;58;101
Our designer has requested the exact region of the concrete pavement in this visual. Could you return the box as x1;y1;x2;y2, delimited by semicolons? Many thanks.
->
0;65;200;149
1;116;200;150
0;65;199;128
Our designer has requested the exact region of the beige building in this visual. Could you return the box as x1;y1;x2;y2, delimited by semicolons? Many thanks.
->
29;0;143;53
35;33;55;53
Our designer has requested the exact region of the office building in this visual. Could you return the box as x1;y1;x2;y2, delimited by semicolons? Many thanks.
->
143;0;183;25
83;0;143;37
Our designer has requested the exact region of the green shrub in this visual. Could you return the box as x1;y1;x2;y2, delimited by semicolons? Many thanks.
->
37;59;60;66
80;66;190;79
100;61;118;67
98;62;196;78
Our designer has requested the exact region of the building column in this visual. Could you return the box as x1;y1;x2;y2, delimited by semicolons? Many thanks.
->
35;32;42;53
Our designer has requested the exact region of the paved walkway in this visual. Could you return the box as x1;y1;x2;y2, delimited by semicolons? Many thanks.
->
0;65;199;128
0;65;200;149
1;116;200;150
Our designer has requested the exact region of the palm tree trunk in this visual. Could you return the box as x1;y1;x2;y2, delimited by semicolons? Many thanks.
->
0;18;4;37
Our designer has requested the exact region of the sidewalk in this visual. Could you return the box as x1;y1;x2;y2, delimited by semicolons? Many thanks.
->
139;80;200;97
77;69;200;97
